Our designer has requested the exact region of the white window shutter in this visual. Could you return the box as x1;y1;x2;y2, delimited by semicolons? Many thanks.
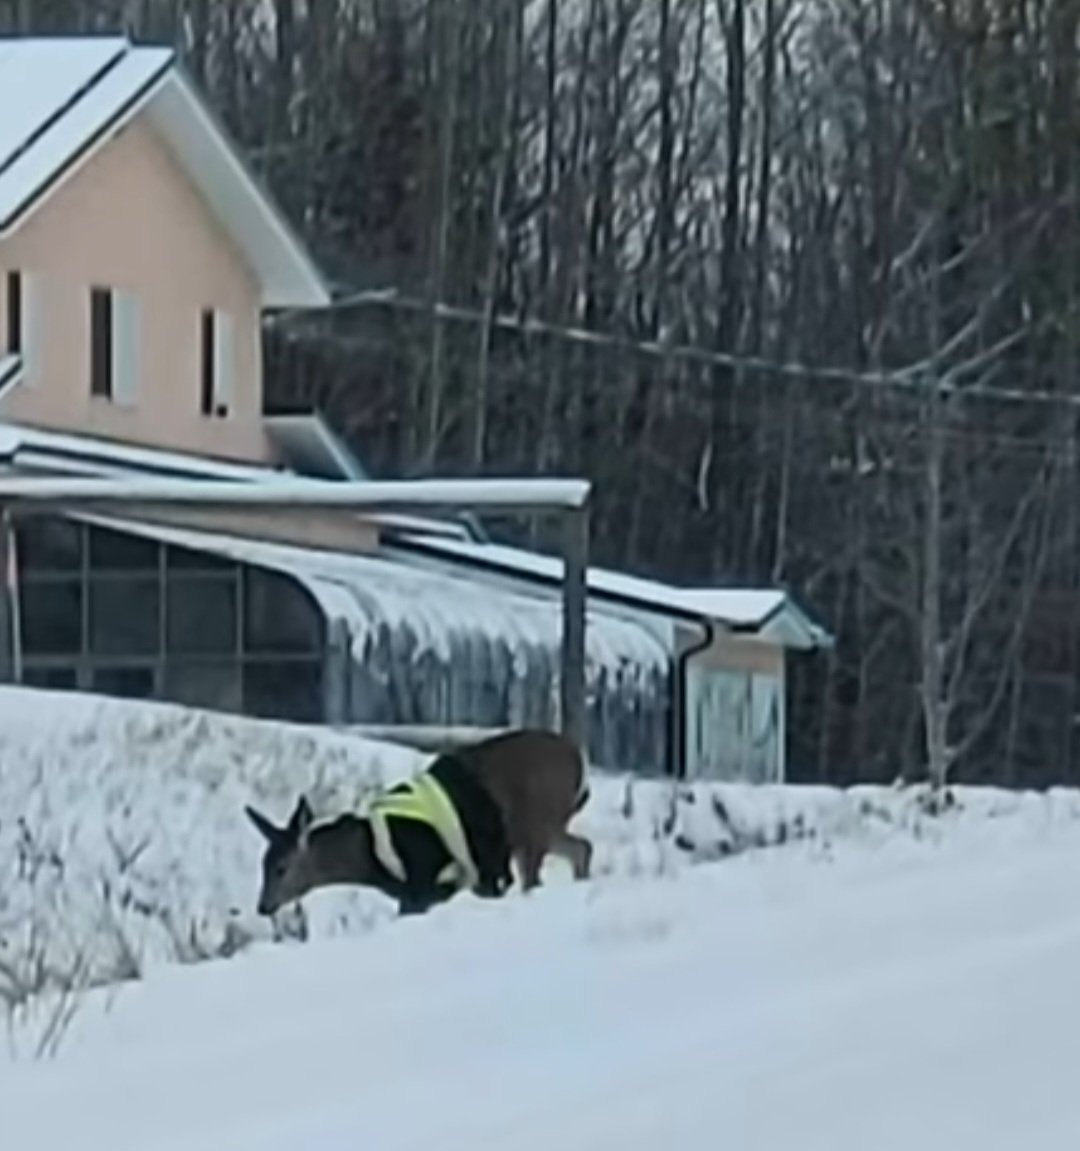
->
111;289;140;407
212;309;234;415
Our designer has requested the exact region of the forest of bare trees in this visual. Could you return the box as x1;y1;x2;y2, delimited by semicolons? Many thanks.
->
6;0;1080;789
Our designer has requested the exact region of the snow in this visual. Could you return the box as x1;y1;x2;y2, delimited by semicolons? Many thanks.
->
0;39;173;228
0;679;741;994
0;37;128;171
0;420;474;544
393;533;831;647
0;473;591;509
4;737;1080;1147
3;680;1080;988
0;418;298;482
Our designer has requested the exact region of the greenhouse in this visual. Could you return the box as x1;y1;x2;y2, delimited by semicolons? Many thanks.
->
12;514;673;773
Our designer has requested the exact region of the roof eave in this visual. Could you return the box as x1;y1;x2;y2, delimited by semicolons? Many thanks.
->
264;410;368;480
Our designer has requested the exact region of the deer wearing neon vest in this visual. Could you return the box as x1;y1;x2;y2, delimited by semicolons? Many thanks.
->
245;728;593;917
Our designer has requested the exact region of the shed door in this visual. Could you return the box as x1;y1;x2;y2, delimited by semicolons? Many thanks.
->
684;664;783;783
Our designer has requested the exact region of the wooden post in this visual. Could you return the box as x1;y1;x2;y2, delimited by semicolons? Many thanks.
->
0;507;15;684
560;502;589;751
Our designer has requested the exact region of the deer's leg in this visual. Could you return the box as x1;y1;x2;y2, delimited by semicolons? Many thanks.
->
552;831;593;881
515;841;546;892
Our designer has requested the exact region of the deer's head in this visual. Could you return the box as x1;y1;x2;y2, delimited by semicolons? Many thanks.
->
245;796;318;916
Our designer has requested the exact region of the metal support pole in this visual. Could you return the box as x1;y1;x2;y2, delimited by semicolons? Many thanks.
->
559;502;589;750
0;507;15;684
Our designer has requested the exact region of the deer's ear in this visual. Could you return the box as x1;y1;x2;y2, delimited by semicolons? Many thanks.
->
291;795;315;835
245;805;281;844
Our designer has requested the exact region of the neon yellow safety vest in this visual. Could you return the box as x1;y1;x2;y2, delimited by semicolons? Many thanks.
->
368;772;480;891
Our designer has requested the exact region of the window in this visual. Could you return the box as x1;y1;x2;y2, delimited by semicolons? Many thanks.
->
244;659;323;722
88;525;158;572
243;567;322;654
90;287;112;397
17;517;83;575
166;573;237;655
91;665;156;700
89;575;160;656
22;665;78;691
200;307;234;417
163;661;242;711
165;542;233;573
89;286;139;404
6;269;21;355
19;580;83;656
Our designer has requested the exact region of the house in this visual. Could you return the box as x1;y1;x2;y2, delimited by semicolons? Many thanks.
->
0;35;831;781
0;36;324;457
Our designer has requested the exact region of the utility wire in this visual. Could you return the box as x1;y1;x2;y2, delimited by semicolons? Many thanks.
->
267;287;1080;410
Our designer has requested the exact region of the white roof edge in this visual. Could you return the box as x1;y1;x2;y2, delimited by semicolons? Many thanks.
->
146;66;330;309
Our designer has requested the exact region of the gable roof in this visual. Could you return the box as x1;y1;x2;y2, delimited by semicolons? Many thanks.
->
0;36;328;308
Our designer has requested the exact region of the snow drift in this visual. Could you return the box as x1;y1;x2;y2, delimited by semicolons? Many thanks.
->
4;684;1080;1000
6;799;1080;1148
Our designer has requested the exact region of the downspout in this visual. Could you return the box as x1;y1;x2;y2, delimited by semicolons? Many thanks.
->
672;617;714;780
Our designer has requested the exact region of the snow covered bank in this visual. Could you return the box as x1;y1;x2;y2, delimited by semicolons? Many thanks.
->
6;816;1080;1148
4;684;1080;1001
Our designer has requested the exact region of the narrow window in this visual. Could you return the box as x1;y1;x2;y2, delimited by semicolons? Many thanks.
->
200;307;233;417
200;308;215;416
90;286;112;398
6;270;21;355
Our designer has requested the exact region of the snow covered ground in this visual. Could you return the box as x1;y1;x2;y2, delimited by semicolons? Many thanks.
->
4;794;1080;1148
4;685;1080;1147
0;681;984;995
5;682;1077;994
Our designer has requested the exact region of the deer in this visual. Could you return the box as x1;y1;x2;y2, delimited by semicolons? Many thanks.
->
245;727;594;919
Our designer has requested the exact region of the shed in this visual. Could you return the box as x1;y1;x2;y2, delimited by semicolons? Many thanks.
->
383;534;833;782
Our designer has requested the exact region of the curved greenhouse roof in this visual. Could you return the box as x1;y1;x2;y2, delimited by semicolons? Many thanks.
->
81;515;674;771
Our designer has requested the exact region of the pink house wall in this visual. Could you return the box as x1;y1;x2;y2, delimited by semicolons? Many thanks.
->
0;115;273;463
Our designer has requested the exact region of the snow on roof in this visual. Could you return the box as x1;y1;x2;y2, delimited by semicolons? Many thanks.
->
79;513;674;677
0;36;327;308
391;535;832;651
0;419;293;482
0;421;543;544
0;473;592;512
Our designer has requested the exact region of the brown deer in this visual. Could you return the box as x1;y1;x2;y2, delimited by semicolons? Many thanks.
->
245;728;593;918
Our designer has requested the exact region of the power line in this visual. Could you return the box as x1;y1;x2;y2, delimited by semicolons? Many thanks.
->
267;287;1080;410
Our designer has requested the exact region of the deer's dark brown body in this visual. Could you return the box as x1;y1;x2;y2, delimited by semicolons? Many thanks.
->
245;728;593;917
